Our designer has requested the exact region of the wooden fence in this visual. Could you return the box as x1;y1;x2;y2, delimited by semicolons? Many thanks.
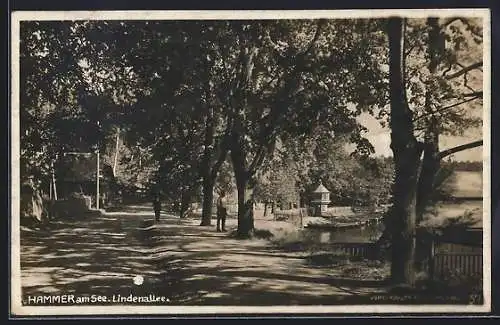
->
328;242;380;259
273;209;307;227
431;252;483;279
318;241;483;280
425;228;483;280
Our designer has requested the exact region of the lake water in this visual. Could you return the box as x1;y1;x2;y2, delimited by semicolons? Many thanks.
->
302;198;482;245
304;222;384;244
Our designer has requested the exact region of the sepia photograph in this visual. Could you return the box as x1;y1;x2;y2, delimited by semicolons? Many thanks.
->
10;9;491;316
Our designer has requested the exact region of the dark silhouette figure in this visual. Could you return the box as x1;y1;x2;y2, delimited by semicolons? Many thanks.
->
153;194;161;222
216;191;227;232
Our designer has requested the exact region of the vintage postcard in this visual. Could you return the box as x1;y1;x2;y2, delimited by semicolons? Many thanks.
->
10;9;491;317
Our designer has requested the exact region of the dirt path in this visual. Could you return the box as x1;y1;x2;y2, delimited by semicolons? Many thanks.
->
20;205;389;306
20;206;165;302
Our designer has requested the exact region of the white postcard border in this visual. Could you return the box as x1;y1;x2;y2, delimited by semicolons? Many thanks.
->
10;9;492;316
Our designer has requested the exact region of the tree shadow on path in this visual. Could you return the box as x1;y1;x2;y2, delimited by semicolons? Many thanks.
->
20;204;395;306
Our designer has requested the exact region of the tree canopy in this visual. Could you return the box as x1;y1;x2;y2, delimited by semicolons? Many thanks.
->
19;17;482;240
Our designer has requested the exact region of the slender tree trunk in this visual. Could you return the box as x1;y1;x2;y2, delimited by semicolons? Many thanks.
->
415;18;444;274
199;102;229;226
200;177;214;226
113;128;120;177
179;190;191;218
263;202;268;217
387;17;422;287
416;17;443;224
414;124;440;273
416;126;440;222
51;162;58;201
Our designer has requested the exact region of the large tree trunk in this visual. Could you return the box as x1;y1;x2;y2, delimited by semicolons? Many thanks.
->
200;100;215;225
231;141;255;238
390;148;423;286
200;177;214;226
235;174;255;238
387;17;422;287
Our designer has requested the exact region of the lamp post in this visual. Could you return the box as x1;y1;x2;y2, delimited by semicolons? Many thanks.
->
96;147;100;210
96;120;101;210
51;161;58;200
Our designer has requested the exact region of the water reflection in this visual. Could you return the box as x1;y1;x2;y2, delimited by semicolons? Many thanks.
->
304;223;384;244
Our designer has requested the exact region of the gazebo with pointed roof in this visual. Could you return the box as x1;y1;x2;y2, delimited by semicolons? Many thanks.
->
311;180;331;216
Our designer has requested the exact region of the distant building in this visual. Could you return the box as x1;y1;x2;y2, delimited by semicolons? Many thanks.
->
55;155;114;204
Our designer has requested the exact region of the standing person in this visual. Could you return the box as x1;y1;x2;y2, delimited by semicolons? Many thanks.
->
216;191;227;232
153;193;161;222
